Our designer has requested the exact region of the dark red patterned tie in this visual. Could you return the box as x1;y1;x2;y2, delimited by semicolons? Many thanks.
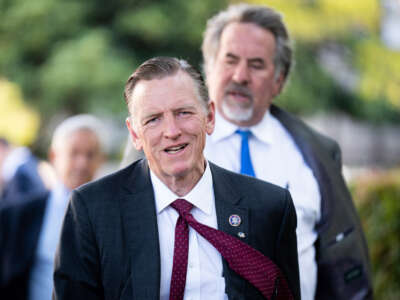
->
169;198;294;300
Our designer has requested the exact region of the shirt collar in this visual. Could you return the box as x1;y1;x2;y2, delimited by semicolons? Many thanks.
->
49;181;70;206
151;162;214;216
211;109;276;145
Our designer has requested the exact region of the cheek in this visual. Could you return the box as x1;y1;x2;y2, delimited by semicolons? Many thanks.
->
140;129;161;153
210;67;228;94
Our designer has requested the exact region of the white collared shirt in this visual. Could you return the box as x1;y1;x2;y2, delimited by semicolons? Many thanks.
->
151;163;228;300
204;110;321;300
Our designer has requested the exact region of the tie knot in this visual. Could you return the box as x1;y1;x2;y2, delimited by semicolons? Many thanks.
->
171;198;194;216
236;129;251;139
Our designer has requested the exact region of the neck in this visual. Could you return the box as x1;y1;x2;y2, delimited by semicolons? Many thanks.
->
155;159;206;197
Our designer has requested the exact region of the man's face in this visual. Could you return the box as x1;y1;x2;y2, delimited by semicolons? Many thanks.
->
51;129;103;190
126;71;215;185
207;22;283;127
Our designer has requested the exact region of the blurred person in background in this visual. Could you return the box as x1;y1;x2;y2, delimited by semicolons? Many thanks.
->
0;114;105;300
0;137;46;205
202;3;372;300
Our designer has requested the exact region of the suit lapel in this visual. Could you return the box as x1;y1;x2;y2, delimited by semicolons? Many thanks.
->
210;162;249;297
119;160;160;300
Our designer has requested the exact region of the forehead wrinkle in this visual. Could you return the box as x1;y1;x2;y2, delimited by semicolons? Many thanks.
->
130;71;207;125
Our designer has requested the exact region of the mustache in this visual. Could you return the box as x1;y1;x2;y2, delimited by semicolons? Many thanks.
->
224;82;252;99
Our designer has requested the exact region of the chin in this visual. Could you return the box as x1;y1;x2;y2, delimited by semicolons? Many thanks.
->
222;103;253;122
167;167;190;178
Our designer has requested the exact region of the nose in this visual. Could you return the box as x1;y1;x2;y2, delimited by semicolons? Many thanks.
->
232;62;250;85
75;153;90;170
163;114;181;139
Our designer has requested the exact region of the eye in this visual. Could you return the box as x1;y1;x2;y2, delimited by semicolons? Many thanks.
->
177;111;193;118
225;58;237;65
144;116;160;125
249;61;265;70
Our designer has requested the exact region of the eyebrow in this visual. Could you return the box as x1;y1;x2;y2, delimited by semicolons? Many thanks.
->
226;53;239;60
141;104;198;121
173;104;198;112
225;53;265;65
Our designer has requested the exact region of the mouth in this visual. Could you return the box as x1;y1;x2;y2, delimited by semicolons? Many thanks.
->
227;91;251;103
164;143;188;154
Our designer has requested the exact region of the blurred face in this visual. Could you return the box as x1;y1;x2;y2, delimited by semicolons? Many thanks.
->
126;71;215;186
51;129;103;190
207;22;283;127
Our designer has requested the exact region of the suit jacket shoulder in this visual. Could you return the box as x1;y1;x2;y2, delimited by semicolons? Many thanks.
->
54;159;300;300
271;105;340;162
271;105;373;299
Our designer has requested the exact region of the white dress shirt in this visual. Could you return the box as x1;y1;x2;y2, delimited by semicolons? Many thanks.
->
151;163;228;300
28;182;70;300
204;110;321;300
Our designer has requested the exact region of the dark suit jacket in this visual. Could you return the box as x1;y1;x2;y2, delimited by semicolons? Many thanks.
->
53;160;300;300
271;105;373;299
0;153;46;205
0;190;49;300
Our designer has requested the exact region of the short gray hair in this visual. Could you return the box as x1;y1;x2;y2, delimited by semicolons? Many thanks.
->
202;3;293;86
51;114;104;152
124;57;209;115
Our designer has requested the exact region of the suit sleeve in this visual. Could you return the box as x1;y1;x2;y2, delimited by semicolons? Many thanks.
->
0;207;6;284
53;190;104;300
276;190;300;300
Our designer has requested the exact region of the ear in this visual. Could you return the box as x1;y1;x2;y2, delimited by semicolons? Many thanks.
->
48;148;56;165
205;101;215;135
126;117;143;151
272;72;285;97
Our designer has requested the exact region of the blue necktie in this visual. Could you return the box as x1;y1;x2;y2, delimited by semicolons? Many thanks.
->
236;129;255;177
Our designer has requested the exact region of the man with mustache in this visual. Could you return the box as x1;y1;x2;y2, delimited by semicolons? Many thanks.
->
202;3;372;300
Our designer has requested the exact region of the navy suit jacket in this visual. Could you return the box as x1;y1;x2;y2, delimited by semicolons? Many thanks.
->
271;105;373;299
0;153;46;205
53;160;300;300
0;190;49;300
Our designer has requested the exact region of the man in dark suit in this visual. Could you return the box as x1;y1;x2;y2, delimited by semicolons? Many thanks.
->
0;138;46;205
0;115;104;300
53;57;300;300
202;3;372;300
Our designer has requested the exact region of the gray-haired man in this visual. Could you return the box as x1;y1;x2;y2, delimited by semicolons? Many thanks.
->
203;3;372;300
53;57;300;300
0;115;104;300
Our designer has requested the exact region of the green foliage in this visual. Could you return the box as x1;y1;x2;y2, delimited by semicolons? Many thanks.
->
277;43;339;115
352;170;400;299
0;0;228;117
250;0;400;124
1;0;399;131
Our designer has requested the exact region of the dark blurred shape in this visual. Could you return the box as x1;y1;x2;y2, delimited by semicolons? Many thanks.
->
0;137;46;205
